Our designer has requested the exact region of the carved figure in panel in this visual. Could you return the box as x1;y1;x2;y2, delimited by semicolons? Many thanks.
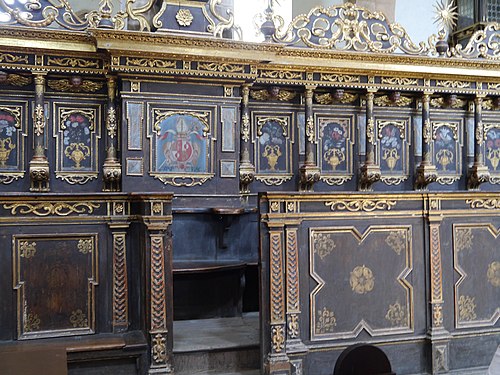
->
318;117;353;185
154;113;210;174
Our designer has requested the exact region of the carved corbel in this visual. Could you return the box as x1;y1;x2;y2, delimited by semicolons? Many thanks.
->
358;89;380;191
239;84;256;193
415;91;438;190
467;95;490;190
299;85;320;191
29;72;50;192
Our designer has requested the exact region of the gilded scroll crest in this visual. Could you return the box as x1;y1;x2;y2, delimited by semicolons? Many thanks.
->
273;2;428;55
450;23;500;60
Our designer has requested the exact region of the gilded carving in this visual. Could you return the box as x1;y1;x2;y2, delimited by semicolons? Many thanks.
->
449;23;500;59
198;62;245;73
366;118;375;145
466;198;500;209
48;79;103;93
315;307;336;334
154;175;213;187
288;314;299;338
47;57;99;68
0;53;29;64
313;232;336;260
106;107;117;139
385;302;407;326
487;262;500;287
430;224;443;303
385;231;406;255
175;9;193;27
271;325;285;352
24;313;41;332
77;239;93;254
314;92;358;105
152;334;167;363
0;73;31;86
454;228;473;252
325;199;397;212
350;265;375;294
260;70;302;80
255;175;293;186
70;309;88;328
113;233;128;328
64;143;90;169
241;113;250;142
19;241;37;259
125;57;176;69
250;88;296;101
374;95;413;107
150;235;166;331
458;295;477;321
433;304;443;327
381;77;419;86
305;116;315;143
435;80;471;88
3;202;100;216
430;97;467;109
286;229;299;312
423;119;432;144
270;232;285;323
33;104;45;137
320;73;360;83
152;203;162;214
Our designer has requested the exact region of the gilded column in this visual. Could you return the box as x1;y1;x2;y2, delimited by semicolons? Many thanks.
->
239;84;255;193
415;91;438;190
29;72;50;192
358;89;380;191
103;75;121;192
298;85;320;191
467;94;490;190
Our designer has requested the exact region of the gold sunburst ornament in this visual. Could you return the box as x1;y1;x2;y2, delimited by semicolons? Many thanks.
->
433;0;458;38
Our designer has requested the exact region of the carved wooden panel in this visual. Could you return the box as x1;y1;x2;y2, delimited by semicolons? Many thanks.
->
13;234;98;339
310;225;414;340
453;223;500;329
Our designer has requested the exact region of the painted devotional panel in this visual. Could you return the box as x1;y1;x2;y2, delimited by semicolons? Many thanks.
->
53;104;101;185
376;117;411;186
13;234;98;339
148;106;215;187
431;119;463;185
0;102;27;184
485;122;500;184
253;113;294;186
317;114;354;186
309;225;414;341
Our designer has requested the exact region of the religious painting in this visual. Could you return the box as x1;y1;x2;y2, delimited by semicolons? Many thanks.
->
376;118;410;185
221;106;236;152
317;115;354;185
149;108;214;186
485;124;500;174
0;106;22;171
431;120;462;184
54;105;100;185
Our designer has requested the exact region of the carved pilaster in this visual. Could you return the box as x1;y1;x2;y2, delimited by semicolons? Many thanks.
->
239;84;255;193
299;86;320;191
144;218;173;374
29;72;50;192
468;95;490;190
265;227;290;375
109;223;129;333
415;91;438;190
103;75;121;192
359;89;380;191
427;213;450;374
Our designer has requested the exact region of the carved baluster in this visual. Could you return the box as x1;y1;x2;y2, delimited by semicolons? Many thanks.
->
358;89;381;191
103;75;121;191
415;91;438;190
298;85;320;191
239;84;255;193
467;95;490;190
29;72;50;192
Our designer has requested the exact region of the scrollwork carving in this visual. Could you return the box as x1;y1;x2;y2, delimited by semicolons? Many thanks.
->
3;201;100;216
325;199;396;212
